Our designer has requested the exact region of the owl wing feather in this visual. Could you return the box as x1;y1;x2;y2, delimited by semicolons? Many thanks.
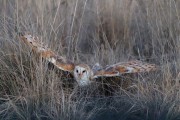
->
19;33;75;72
92;60;157;78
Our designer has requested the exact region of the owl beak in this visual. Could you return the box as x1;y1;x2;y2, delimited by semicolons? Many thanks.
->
78;73;82;78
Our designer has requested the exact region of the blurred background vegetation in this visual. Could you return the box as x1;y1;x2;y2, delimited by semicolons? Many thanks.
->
1;0;180;119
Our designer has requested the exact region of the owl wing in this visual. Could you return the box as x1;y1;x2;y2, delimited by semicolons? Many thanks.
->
19;33;75;72
92;60;157;78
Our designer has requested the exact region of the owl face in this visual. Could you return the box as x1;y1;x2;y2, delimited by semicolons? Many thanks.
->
73;65;92;86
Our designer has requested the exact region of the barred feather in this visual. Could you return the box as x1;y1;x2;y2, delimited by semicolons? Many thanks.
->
93;60;157;78
19;33;75;72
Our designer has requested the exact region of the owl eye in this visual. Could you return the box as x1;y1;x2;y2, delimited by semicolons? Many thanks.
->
76;70;79;73
82;70;86;73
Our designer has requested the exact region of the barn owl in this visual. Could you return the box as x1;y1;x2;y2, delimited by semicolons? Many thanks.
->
19;33;157;86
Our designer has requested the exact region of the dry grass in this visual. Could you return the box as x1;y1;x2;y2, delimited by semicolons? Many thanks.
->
1;0;180;120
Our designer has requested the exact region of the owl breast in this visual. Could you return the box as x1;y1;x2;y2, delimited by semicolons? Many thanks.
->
77;78;91;86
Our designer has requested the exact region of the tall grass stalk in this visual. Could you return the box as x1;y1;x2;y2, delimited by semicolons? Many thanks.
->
1;0;180;119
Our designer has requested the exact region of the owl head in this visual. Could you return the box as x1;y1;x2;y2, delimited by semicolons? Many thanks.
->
73;64;93;86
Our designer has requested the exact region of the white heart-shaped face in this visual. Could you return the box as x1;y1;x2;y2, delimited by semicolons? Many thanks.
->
73;65;91;86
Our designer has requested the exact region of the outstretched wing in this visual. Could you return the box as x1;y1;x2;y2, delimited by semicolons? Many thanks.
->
92;60;157;78
19;33;75;72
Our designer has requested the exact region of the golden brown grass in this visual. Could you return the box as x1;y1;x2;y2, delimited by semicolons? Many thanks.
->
1;0;180;119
